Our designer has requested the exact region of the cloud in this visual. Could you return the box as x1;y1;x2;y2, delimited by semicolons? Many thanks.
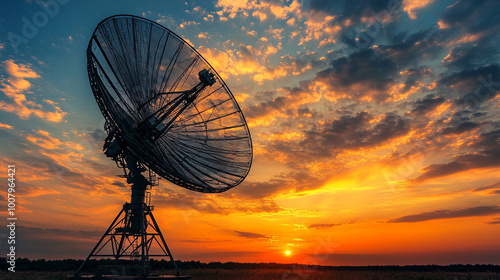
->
198;32;209;39
315;49;398;102
308;0;392;24
217;0;302;22
179;20;198;28
199;43;324;85
0;122;13;129
235;170;326;199
410;129;500;184
4;59;40;78
216;0;250;13
269;0;301;19
389;206;500;223
0;128;120;199
232;230;267;239
253;10;267;21
439;64;500;107
26;130;86;150
0;59;67;122
299;11;339;47
472;181;500;195
439;0;499;35
153;187;283;215
440;118;481;136
19;184;62;197
409;94;445;115
443;45;498;71
298;111;409;157
112;181;128;188
486;217;500;225
402;0;435;20
410;152;500;184
376;29;443;68
308;223;342;229
198;44;262;80
235;179;290;199
243;85;322;128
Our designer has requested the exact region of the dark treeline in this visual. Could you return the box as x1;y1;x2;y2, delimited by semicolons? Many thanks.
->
1;258;500;273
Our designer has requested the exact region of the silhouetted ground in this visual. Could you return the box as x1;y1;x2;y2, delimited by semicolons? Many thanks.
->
2;269;500;280
2;259;500;279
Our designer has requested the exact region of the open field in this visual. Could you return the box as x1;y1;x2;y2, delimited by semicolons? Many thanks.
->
2;269;500;280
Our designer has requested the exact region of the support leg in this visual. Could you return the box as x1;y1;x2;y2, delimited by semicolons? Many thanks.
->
74;207;125;277
148;210;181;276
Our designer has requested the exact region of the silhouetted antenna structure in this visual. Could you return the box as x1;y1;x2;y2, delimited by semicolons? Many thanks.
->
72;15;252;279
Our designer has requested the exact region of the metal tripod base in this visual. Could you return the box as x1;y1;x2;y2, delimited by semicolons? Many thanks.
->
73;202;182;278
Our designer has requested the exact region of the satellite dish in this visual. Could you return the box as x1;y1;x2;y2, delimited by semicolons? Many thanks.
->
72;15;252;279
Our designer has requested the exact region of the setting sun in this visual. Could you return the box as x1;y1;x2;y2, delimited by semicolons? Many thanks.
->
285;250;291;256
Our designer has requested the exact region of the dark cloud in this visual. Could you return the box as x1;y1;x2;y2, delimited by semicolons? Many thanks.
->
411;151;500;184
443;45;498;71
439;64;500;108
441;120;481;135
281;52;328;76
88;128;106;143
409;94;445;116
316;49;398;102
389;206;500;223
297;107;320;119
472;129;500;150
112;181;128;188
436;0;500;77
309;0;396;23
377;29;443;68
438;109;488;137
234;171;326;199
408;129;500;184
244;95;287;119
486;217;500;225
472;181;500;193
334;14;408;58
235;179;289;199
439;0;500;34
298;111;409;157
238;43;257;61
232;230;267;239
308;223;342;229
153;188;282;215
439;64;499;90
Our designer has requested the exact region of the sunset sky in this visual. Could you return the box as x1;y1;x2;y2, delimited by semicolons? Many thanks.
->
1;0;500;266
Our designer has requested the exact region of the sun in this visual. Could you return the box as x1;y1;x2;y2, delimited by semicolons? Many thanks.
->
285;250;291;256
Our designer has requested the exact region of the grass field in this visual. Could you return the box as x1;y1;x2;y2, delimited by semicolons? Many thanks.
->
2;269;500;280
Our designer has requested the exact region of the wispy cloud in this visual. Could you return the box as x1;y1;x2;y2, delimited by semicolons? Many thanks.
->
308;223;342;229
0;122;14;129
233;230;268;239
410;130;500;184
0;59;67;122
389;206;500;223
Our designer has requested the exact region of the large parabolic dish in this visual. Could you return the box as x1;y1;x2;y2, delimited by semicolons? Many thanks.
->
87;15;253;193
